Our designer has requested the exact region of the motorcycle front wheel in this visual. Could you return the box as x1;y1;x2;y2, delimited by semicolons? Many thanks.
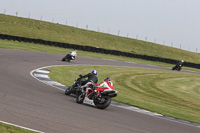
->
76;92;85;104
62;57;67;61
65;87;72;95
94;96;111;109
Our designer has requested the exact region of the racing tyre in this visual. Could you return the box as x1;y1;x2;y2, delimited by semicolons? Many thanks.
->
76;92;85;104
94;96;111;109
62;57;67;61
65;87;72;95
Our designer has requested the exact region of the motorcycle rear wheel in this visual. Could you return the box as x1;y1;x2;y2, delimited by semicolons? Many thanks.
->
94;96;111;109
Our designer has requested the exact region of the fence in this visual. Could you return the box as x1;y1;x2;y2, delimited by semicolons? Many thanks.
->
0;33;199;69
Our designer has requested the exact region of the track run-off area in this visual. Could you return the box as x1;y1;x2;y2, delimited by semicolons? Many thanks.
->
1;48;200;133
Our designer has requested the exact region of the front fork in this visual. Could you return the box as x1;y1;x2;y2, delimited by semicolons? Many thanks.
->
86;88;94;99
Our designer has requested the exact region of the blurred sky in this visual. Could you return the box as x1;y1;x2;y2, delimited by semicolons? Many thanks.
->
0;0;200;53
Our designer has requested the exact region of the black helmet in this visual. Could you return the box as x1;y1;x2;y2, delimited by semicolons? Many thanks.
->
104;77;110;81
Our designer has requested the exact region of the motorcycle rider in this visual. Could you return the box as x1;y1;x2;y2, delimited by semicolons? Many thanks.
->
93;77;113;97
176;60;184;66
172;60;184;71
175;60;184;69
79;70;98;87
67;50;77;60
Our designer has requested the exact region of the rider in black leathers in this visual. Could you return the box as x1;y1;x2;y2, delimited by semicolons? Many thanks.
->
172;60;184;71
176;60;184;66
80;70;98;86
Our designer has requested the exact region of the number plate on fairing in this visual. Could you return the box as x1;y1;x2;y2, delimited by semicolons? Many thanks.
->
83;97;95;106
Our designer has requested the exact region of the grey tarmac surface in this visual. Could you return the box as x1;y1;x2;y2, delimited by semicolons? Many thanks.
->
0;48;200;133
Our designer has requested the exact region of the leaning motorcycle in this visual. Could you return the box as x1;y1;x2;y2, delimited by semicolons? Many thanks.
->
65;76;82;96
76;82;118;109
62;51;77;62
172;65;182;71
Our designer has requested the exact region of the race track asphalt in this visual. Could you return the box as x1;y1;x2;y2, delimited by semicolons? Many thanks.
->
0;48;200;133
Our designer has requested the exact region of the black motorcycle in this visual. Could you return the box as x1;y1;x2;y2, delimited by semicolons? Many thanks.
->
172;60;184;71
172;65;182;71
62;51;77;62
76;83;118;109
65;76;82;96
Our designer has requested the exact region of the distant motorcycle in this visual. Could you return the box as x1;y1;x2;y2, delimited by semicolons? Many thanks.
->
172;60;184;71
62;51;77;62
76;82;118;109
172;65;182;71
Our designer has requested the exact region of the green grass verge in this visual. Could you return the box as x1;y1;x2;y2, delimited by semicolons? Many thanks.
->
0;122;38;133
1;14;200;63
46;65;200;124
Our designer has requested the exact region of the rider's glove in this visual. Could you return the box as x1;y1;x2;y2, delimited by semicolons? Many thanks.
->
79;74;83;78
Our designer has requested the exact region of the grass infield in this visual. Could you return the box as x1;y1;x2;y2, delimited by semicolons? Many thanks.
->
46;65;200;124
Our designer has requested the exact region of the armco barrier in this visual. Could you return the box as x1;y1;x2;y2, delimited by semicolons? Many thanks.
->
0;33;199;69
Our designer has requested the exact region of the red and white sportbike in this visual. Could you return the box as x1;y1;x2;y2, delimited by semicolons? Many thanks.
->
76;82;118;109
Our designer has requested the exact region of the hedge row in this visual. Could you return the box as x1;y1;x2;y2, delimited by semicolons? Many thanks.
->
0;33;199;69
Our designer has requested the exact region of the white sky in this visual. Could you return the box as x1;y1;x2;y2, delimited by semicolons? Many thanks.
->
0;0;200;53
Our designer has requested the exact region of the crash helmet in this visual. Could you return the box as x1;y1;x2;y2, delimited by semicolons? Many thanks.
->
104;77;111;81
92;70;97;75
181;60;184;62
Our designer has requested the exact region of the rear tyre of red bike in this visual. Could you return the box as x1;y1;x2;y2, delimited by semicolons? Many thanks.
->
94;96;111;109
